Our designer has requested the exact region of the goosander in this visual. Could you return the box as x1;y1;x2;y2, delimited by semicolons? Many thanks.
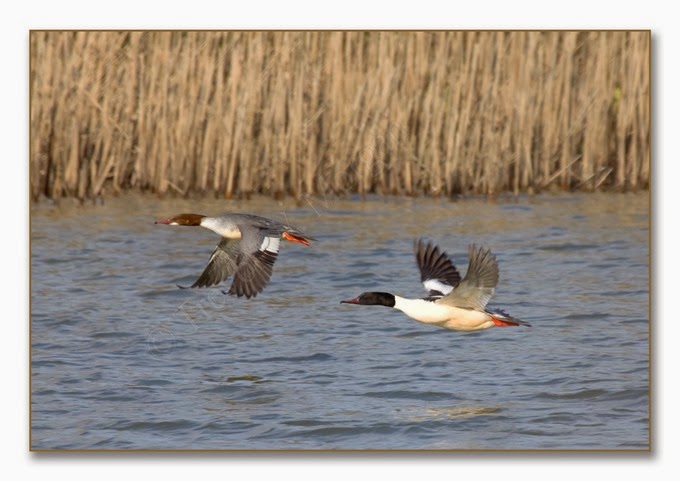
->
155;213;315;298
341;239;530;331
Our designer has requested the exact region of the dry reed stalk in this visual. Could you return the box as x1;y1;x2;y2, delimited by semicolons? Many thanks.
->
30;31;650;201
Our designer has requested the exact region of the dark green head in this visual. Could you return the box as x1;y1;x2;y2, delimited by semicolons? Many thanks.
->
340;292;395;308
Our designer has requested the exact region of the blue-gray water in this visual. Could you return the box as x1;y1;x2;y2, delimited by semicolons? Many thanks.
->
31;193;649;450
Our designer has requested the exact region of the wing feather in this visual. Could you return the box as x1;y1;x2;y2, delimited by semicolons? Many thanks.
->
438;244;499;310
228;249;277;298
186;238;240;288
226;225;281;298
413;238;461;296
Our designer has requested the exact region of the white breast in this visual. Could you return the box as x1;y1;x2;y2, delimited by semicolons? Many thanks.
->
200;217;242;239
392;296;495;331
393;297;452;324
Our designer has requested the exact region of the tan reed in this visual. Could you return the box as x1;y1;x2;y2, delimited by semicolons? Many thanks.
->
30;31;650;201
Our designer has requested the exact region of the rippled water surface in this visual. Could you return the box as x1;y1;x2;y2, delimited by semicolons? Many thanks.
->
31;193;649;450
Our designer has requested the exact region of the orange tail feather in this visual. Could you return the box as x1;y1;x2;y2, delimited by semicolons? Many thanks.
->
491;317;521;327
282;232;311;246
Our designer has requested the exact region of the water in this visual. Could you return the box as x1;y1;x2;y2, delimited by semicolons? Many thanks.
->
30;192;649;450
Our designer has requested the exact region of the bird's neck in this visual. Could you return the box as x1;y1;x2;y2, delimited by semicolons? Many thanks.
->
393;295;423;313
200;217;242;239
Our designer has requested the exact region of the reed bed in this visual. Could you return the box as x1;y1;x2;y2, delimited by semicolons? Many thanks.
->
30;31;650;201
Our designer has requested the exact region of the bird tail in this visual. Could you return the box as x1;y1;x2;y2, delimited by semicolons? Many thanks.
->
282;231;314;246
488;308;531;327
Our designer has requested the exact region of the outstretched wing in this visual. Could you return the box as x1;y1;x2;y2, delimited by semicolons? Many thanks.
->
226;224;281;298
183;238;240;288
413;238;462;297
438;244;499;310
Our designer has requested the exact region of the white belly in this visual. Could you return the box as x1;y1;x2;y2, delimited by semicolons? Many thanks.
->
393;297;495;331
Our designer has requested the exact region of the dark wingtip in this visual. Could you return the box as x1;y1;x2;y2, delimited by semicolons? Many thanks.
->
224;287;257;299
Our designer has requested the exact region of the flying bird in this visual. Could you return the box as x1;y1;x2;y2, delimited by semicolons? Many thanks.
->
341;239;530;331
155;213;315;298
